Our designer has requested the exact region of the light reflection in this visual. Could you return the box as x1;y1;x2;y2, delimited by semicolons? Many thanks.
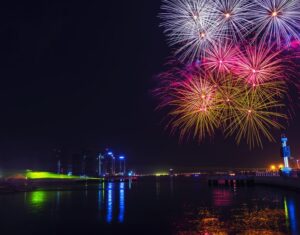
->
212;188;233;207
31;191;46;206
176;197;292;234
284;197;289;229
286;197;298;235
98;183;104;212
106;182;113;223
56;191;60;209
118;182;125;223
27;191;48;213
129;178;132;189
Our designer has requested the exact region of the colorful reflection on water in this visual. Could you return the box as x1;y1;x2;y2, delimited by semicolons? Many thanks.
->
0;179;299;234
176;187;299;235
30;191;46;205
118;182;125;223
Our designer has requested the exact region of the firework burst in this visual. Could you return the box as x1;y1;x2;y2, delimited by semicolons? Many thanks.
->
234;43;285;86
156;0;298;148
161;72;223;141
203;42;238;73
224;91;287;148
252;0;300;46
210;0;255;42
160;0;220;61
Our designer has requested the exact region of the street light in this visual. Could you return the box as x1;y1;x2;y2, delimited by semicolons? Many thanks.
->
270;165;276;171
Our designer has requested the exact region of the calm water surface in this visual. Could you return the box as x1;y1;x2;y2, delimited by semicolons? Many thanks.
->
0;177;299;235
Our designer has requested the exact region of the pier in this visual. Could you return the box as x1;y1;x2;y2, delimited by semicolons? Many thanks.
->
206;170;300;190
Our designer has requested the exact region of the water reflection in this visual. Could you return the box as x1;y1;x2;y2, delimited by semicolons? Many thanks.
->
26;191;49;213
118;182;125;223
30;191;47;206
98;182;105;213
177;207;288;234
212;188;233;207
106;182;114;223
15;180;299;234
56;191;60;209
176;191;299;234
286;197;298;235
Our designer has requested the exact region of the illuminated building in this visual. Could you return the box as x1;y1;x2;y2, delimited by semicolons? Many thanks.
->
118;156;126;176
99;150;116;176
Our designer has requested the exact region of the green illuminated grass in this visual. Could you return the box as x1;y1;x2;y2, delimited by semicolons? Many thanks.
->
26;171;101;180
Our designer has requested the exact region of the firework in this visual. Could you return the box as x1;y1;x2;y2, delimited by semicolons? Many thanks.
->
233;43;285;86
160;0;219;61
210;0;255;42
224;90;287;148
154;66;289;147
203;42;238;73
156;0;297;148
160;72;223;141
252;0;300;46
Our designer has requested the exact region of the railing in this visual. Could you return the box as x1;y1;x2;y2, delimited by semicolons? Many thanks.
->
255;171;280;177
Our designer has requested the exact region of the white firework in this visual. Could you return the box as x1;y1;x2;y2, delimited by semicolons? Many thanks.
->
252;0;300;46
160;0;220;62
210;0;256;42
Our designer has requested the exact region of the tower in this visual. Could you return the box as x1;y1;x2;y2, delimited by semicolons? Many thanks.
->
281;134;292;174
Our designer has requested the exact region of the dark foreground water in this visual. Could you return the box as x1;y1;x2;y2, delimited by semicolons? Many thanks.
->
0;177;299;235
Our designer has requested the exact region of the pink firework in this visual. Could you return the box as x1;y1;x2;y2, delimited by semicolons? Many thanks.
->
203;42;238;73
233;43;284;86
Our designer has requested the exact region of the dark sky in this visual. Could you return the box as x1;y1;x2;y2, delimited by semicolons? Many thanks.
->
0;0;300;173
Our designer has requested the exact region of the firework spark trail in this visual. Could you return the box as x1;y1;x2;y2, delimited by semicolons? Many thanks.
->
233;43;285;86
210;0;255;42
161;73;224;141
252;0;300;46
160;0;221;61
224;90;287;148
203;42;238;73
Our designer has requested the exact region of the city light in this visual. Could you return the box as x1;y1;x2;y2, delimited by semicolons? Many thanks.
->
155;172;169;177
119;156;125;160
270;165;276;171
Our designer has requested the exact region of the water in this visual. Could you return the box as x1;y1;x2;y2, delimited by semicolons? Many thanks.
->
0;177;299;235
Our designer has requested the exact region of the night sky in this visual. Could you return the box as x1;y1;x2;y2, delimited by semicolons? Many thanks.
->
1;0;300;173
